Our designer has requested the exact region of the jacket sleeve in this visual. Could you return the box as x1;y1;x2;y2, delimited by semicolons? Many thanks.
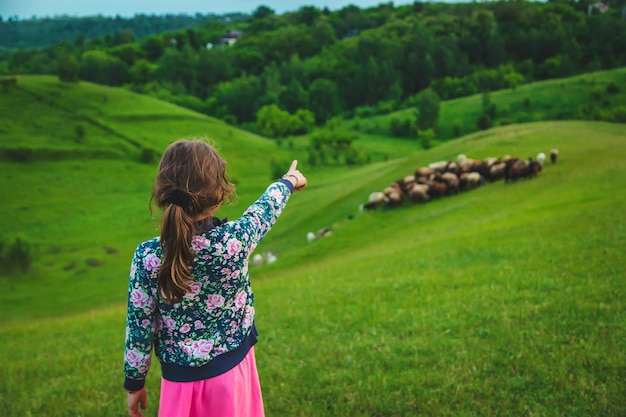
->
123;243;158;391
231;180;293;256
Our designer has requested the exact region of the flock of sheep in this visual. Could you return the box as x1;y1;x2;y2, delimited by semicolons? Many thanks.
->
360;148;559;210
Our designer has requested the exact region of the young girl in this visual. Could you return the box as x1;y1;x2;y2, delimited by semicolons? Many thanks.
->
123;138;307;417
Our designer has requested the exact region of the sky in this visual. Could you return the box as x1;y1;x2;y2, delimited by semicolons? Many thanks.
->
0;0;418;19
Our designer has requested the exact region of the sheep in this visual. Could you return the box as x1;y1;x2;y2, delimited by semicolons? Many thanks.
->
537;152;546;166
252;253;264;266
550;149;559;164
415;167;435;178
504;159;527;183
383;183;405;207
441;172;460;193
252;252;278;266
460;172;483;190
488;162;507;181
359;191;389;211
407;183;430;203
307;227;333;242
527;158;542;178
428;160;448;172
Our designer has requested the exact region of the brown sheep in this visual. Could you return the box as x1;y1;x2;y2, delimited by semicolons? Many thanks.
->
407;183;430;203
504;159;527;183
550;149;559;164
441;172;460;194
489;162;507;181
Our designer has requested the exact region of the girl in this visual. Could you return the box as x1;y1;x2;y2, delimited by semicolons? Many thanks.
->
123;139;307;417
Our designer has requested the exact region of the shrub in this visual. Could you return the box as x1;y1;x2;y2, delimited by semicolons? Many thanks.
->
613;106;626;123
139;148;157;164
418;129;435;150
476;113;493;130
2;237;33;275
452;119;463;137
606;82;620;94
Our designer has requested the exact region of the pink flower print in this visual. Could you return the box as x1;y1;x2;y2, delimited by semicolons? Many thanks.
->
213;242;223;254
163;316;176;330
269;189;283;204
194;320;204;330
143;253;161;272
191;339;214;359
226;238;242;256
184;282;202;299
130;264;137;278
213;346;228;356
141;319;151;328
125;349;146;368
191;235;210;251
234;291;247;310
130;288;149;308
207;294;225;310
231;269;240;280
243;307;254;328
180;343;193;357
179;324;191;334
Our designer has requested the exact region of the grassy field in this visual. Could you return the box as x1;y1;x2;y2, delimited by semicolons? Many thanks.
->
0;75;625;416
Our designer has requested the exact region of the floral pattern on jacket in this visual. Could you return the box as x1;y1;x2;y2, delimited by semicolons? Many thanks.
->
124;181;291;383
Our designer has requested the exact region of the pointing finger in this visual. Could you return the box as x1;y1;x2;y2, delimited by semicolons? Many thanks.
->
289;160;298;171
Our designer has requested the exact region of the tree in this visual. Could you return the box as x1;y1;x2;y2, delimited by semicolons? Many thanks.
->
58;53;79;82
308;78;340;124
256;104;291;138
415;88;440;131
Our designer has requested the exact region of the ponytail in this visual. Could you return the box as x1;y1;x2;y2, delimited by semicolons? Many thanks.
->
158;204;195;304
151;138;236;304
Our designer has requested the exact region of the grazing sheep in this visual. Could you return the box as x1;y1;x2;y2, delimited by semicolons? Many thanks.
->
384;183;405;207
457;154;468;163
407;183;430;203
252;253;264;266
360;191;390;211
464;172;483;190
483;157;499;168
427;180;448;198
537;152;546;166
527;158;542;178
428;160;448;172
265;252;278;264
415;167;435;177
504;159;527;183
489;162;507;181
441;172;460;193
550;149;559;164
307;228;333;242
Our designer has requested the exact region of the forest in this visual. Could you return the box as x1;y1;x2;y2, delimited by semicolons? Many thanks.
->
1;0;626;140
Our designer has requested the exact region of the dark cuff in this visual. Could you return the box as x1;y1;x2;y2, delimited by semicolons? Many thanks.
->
124;377;145;391
277;178;294;193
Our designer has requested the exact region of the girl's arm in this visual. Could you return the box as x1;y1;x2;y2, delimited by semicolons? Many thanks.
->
123;243;157;392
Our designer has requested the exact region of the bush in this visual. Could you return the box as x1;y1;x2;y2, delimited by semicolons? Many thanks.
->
613;106;626;123
606;82;620;94
418;129;435;150
1;237;33;276
139;148;158;164
452;119;463;137
476;113;493;130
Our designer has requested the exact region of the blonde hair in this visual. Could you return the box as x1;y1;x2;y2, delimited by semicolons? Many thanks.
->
151;139;235;304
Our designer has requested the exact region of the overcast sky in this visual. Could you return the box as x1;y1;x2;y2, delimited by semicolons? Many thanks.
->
0;0;419;19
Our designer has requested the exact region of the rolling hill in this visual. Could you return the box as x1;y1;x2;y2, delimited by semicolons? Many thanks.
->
0;74;625;416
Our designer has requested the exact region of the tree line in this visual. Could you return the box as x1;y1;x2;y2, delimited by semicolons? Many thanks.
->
1;1;626;140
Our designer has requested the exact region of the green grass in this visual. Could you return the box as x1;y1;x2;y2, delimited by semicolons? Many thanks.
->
0;74;625;416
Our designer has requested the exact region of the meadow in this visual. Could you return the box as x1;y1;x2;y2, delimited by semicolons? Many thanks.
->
1;74;625;416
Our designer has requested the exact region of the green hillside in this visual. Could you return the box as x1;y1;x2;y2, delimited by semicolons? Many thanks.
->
0;75;625;416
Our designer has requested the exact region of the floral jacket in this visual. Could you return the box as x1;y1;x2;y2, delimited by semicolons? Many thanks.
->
124;180;292;389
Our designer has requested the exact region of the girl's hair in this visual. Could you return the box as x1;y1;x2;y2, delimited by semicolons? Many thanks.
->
152;139;235;304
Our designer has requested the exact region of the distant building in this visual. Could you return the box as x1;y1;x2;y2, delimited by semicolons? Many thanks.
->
588;1;610;15
218;30;243;46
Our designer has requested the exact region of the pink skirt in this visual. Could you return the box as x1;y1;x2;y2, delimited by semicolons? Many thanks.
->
158;347;265;417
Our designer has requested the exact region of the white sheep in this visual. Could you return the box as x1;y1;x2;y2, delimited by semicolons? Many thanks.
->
537;152;546;166
252;253;264;266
